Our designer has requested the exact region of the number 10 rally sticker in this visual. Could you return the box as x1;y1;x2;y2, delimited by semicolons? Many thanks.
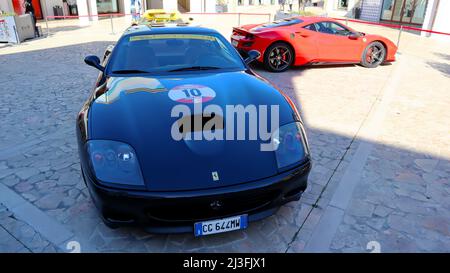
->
168;84;216;104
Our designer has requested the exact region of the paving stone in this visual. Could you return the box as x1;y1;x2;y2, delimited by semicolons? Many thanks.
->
373;205;393;218
347;200;375;218
367;218;386;231
1;175;20;187
341;246;364;253
34;193;64;210
35;180;57;191
258;216;278;237
0;228;29;253
0;162;8;170
15;167;40;180
286;240;306;253
14;182;34;193
57;172;80;186
343;214;357;225
42;244;59;253
0;168;15;179
61;197;76;207
27;174;47;184
394;196;431;215
414;159;438;173
387;214;417;235
89;233;107;249
22;193;38;202
420;216;450;237
394;172;424;185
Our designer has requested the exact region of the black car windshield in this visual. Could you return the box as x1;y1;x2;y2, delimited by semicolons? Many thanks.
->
108;33;245;74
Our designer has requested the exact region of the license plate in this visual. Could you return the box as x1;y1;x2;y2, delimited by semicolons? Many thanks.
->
194;215;248;236
231;39;238;47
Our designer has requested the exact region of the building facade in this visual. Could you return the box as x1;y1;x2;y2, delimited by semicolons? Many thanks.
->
1;0;447;39
324;0;449;38
0;0;284;20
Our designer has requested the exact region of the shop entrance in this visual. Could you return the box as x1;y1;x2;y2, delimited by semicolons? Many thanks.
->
380;0;428;25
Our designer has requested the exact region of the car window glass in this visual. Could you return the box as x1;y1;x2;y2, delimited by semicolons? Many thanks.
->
108;33;245;74
303;24;317;31
315;22;352;36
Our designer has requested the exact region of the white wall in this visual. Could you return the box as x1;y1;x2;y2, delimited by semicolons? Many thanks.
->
188;0;215;12
40;0;64;18
431;0;450;40
148;0;177;10
76;0;89;24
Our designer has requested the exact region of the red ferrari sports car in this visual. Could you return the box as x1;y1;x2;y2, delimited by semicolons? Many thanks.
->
231;16;397;72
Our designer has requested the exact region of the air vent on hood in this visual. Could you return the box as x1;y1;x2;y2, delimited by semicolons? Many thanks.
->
177;113;224;136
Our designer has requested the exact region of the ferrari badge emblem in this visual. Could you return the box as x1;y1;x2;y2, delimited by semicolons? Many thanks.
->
212;171;219;181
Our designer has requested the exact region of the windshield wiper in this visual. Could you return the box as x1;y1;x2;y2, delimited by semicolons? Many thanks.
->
111;69;150;74
168;66;221;72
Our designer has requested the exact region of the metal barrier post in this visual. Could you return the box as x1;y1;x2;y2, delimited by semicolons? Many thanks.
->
345;18;348;25
45;16;50;37
110;14;115;35
268;13;271;23
238;13;241;26
397;25;403;48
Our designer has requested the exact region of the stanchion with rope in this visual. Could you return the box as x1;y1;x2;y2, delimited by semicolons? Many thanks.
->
397;25;403;48
45;16;50;36
110;14;115;35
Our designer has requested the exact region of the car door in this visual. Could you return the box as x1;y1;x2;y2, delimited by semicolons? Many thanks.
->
314;21;363;63
290;23;320;65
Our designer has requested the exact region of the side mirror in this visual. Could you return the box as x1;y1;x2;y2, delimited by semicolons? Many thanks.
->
84;55;104;72
244;50;261;65
348;33;361;40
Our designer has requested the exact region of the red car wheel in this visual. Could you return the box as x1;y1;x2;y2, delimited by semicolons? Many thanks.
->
361;41;386;68
264;42;294;72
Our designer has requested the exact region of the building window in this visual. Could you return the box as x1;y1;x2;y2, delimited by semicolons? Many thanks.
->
97;0;118;14
338;0;348;9
380;0;428;25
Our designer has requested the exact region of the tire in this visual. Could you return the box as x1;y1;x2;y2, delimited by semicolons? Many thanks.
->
263;42;294;72
360;41;386;68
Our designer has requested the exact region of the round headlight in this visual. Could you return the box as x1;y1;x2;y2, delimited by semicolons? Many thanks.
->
273;122;308;169
86;140;145;187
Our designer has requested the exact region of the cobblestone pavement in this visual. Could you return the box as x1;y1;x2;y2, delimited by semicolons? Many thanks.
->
0;17;449;252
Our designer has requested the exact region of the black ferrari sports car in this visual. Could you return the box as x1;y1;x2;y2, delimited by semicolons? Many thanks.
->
77;24;311;235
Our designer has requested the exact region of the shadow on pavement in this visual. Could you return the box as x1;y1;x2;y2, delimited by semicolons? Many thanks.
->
426;61;450;78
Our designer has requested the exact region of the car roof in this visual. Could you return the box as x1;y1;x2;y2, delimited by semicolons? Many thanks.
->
286;16;338;24
123;24;220;37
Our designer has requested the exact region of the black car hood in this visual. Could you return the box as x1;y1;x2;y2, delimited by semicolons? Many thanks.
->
89;71;296;191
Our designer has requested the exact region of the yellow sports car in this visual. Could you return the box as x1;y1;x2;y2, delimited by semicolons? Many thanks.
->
142;9;182;23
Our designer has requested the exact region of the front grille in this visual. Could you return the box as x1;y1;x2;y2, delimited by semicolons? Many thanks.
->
146;189;280;223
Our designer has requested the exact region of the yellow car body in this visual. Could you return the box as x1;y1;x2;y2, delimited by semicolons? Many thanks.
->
142;9;181;23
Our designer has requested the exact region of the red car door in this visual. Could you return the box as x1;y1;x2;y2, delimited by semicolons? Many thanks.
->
314;21;364;63
290;23;320;65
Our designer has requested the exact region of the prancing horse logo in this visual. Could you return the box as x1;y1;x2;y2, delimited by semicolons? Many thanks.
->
210;200;223;210
212;171;219;181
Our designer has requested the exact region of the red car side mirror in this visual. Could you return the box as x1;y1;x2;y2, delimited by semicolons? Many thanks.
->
348;33;361;40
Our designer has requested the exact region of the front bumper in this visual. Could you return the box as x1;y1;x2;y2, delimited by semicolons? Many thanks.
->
82;159;311;233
